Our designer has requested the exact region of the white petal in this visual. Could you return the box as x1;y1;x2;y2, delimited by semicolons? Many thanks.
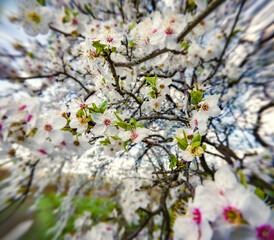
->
214;166;237;190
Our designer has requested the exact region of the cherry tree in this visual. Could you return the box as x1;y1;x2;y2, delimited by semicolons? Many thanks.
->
0;0;273;239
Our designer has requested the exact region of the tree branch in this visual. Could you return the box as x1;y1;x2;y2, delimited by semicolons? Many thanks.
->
177;0;225;43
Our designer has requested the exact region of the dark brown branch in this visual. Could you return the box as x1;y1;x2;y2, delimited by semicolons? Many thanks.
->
105;54;121;92
253;101;274;148
143;139;172;156
134;114;188;124
177;0;225;43
114;48;185;68
0;160;40;224
205;0;246;81
199;155;215;179
49;24;85;39
126;207;161;240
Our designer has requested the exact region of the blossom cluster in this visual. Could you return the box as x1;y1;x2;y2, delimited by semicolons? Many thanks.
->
0;0;272;239
173;166;274;240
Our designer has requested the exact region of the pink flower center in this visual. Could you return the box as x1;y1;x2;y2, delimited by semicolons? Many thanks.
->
61;141;66;146
104;118;111;126
72;18;78;25
106;36;113;43
201;103;209;111
223;206;243;224
192;208;202;225
18;105;27;111
194;119;198;126
165;27;174;35
96;24;100;28
154;102;160;108
44;124;53;132
0;123;2;131
256;224;274;240
79;103;86;108
152;29;157;33
130;132;138;140
79;117;88;125
26;114;33;122
38;149;47;155
106;227;112;231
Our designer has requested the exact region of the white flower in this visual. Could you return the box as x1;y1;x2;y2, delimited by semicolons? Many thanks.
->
156;78;172;96
173;205;213;240
97;26;123;48
142;96;165;113
69;114;90;134
171;127;194;145
34;141;54;158
34;114;67;144
191;111;208;136
181;145;205;162
91;110;117;137
199;95;221;118
119;127;150;143
19;0;52;36
68;98;93;116
83;223;117;240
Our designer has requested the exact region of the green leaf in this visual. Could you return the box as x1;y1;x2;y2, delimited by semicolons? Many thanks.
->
129;118;137;126
92;41;107;55
123;140;130;151
129;40;136;47
84;4;94;16
151;86;158;92
187;0;195;12
183;130;187;141
65;8;72;16
129;22;135;31
263;155;270;159
99;100;108;113
37;0;46;6
72;11;79;17
137;97;142;103
76;109;85;118
92;103;100;112
136;123;144;128
232;29;241;37
104;48;110;55
193;132;201;142
27;52;34;59
99;138;110;146
254;188;265;200
192;141;201;147
111;136;121;140
169;154;177;169
181;42;190;52
115;122;128;130
145;75;157;86
148;91;156;98
201;144;206;151
191;90;203;105
192;132;202;147
238;170;248;188
177;142;187;151
175;137;188;150
114;112;124;122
